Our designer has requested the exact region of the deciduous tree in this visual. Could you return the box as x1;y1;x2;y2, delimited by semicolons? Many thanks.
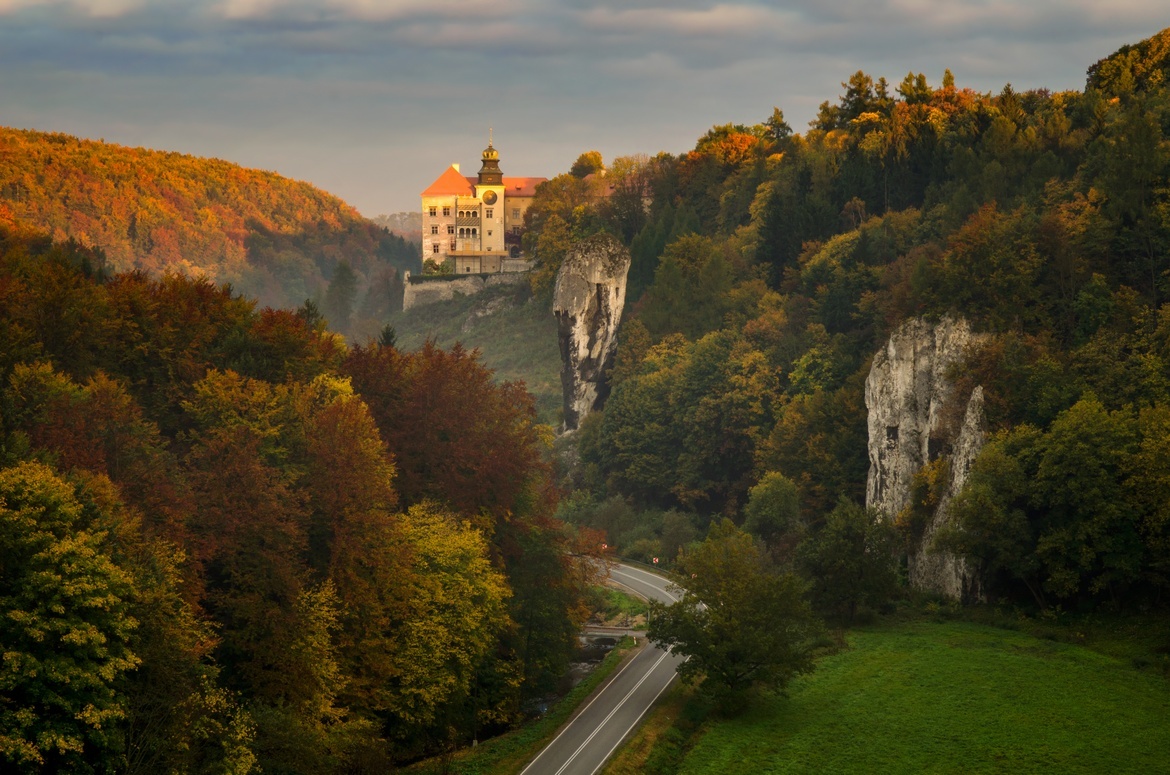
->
648;521;820;705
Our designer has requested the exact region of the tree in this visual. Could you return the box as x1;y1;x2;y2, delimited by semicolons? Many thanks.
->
941;427;1045;605
0;462;139;771
764;107;793;144
387;503;510;735
743;472;803;557
323;260;358;334
569;150;604;179
647;521;820;705
378;323;397;349
796;498;900;622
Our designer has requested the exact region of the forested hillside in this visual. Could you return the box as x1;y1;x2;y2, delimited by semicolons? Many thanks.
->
0;128;418;335
542;27;1170;610
0;223;594;773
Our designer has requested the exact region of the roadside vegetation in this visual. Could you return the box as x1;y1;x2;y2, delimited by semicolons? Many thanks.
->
588;585;649;627
407;636;636;775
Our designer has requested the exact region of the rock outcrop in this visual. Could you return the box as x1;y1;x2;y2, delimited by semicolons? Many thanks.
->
865;317;988;601
553;233;631;431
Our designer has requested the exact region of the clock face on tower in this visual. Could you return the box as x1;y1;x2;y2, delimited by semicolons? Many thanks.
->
482;190;498;205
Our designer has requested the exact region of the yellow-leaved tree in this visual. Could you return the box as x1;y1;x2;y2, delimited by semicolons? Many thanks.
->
390;502;511;741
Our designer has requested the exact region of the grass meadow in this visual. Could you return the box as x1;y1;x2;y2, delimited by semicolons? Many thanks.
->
648;621;1169;775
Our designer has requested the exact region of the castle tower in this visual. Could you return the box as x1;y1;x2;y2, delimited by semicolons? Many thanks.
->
474;131;506;257
477;132;503;186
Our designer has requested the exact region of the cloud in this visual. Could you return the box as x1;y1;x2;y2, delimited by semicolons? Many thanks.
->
1;0;1167;213
0;0;145;14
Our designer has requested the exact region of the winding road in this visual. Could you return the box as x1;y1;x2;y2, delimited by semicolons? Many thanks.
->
520;562;684;775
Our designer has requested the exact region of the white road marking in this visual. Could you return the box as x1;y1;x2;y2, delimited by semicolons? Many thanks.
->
520;563;684;775
586;659;679;775
552;648;674;775
518;635;649;775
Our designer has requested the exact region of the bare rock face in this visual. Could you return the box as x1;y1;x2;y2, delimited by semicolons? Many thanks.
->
553;233;631;431
865;316;988;601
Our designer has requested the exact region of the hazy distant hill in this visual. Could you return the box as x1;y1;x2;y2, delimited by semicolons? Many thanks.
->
371;211;422;243
0;127;419;331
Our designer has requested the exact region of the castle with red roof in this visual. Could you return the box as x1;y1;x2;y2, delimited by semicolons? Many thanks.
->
420;135;546;274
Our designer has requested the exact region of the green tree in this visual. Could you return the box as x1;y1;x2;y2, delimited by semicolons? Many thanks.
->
743;472;803;557
1032;395;1140;599
647;521;820;705
942;427;1045;605
323;260;358;334
764;107;793;144
796;498;900;622
0;462;139;772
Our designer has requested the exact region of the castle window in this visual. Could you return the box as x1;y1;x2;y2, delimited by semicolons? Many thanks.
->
512;208;520;218
471;228;478;236
428;206;437;217
431;225;438;234
450;240;456;250
432;244;439;254
442;206;451;217
486;208;494;219
487;230;492;236
447;225;454;234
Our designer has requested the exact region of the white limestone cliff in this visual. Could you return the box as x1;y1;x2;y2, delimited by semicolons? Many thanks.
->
553;233;631;431
865;316;988;600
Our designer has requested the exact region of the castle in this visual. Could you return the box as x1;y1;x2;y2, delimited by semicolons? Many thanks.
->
420;136;546;274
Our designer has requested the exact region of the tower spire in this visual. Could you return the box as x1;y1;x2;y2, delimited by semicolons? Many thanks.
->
479;131;502;184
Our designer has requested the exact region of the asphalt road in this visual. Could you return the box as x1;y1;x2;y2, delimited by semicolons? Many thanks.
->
519;562;685;775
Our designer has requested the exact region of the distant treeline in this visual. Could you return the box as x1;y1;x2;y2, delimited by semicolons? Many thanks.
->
540;28;1170;609
0;223;595;773
0;127;419;337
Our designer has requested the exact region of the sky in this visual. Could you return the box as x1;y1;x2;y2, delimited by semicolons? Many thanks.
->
0;1;1166;217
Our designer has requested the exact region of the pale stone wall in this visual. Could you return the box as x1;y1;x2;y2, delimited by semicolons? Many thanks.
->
402;270;528;311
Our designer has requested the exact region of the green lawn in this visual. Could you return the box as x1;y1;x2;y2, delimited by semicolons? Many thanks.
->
676;621;1170;775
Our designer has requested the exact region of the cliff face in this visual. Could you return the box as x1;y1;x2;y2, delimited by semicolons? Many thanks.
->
553;233;631;431
865;317;987;600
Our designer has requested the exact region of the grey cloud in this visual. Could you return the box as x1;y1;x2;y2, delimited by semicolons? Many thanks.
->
0;0;1166;214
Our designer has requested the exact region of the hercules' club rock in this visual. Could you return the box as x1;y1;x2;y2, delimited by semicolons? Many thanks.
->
865;316;988;601
553;233;631;431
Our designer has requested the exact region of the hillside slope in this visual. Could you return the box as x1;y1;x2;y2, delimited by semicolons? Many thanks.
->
0;127;418;330
387;284;562;423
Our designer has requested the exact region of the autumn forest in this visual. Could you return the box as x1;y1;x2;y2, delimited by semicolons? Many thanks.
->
4;22;1170;775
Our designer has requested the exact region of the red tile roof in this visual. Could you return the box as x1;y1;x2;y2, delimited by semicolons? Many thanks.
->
503;176;546;197
421;165;474;197
421;167;547;198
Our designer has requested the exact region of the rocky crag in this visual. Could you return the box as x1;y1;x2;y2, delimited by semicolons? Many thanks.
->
865;316;988;601
553;233;631;431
